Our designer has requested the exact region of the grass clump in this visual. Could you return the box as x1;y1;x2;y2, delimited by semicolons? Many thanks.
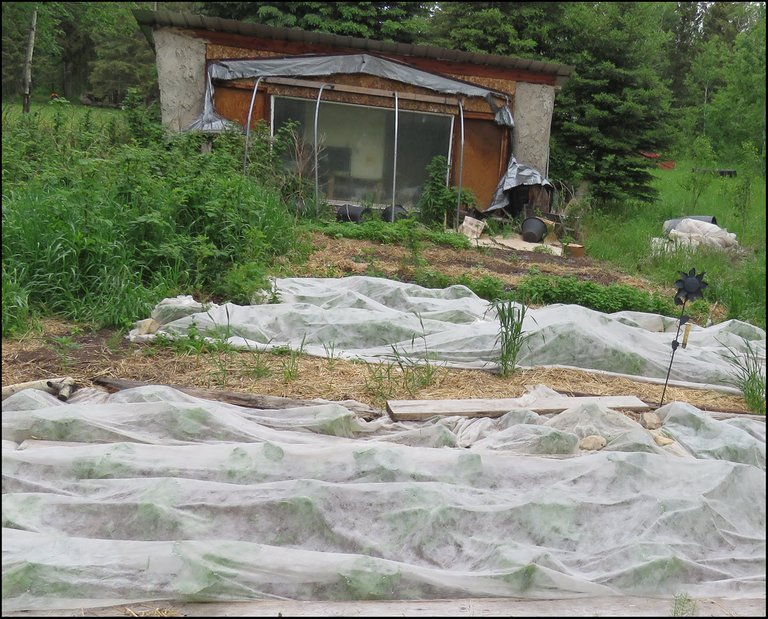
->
514;274;680;317
670;592;698;616
721;338;766;414
579;155;765;329
310;218;471;251
490;300;529;377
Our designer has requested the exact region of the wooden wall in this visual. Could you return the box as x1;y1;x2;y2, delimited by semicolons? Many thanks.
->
205;37;518;210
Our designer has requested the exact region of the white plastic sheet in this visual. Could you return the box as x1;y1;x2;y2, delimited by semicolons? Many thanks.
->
129;277;766;391
2;385;765;612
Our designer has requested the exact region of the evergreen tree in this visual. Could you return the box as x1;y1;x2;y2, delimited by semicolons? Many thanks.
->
428;1;564;58
194;1;431;43
89;28;158;105
548;2;674;205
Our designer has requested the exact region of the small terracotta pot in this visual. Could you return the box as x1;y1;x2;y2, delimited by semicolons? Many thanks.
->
564;243;585;258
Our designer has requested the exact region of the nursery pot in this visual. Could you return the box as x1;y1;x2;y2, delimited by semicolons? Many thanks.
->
521;217;548;243
381;204;408;222
336;204;371;223
563;243;585;258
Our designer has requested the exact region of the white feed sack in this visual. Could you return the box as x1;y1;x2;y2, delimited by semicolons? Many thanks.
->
1;385;765;611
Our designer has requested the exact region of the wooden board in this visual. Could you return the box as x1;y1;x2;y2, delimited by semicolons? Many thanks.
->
93;378;383;420
4;596;764;617
387;396;650;421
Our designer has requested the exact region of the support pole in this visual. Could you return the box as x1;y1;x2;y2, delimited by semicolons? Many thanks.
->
314;84;328;216
391;91;399;222
455;99;465;229
242;76;264;174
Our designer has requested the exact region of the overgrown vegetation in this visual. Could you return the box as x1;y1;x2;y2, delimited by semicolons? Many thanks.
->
2;91;765;342
1;99;306;336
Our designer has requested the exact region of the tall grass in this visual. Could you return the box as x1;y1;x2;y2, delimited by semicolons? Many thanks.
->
2;99;304;336
580;160;766;328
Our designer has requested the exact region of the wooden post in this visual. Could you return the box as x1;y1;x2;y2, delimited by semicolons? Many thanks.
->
22;7;38;114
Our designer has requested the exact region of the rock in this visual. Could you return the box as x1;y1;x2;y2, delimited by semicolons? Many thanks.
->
640;412;662;430
653;433;675;447
133;318;160;335
579;434;607;451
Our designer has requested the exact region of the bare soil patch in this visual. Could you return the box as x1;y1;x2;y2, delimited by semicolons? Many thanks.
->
1;236;746;413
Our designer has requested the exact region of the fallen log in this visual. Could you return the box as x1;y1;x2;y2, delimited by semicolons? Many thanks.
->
2;377;76;401
92;377;383;420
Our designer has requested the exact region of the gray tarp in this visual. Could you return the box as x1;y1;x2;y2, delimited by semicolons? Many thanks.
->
189;53;514;133
189;52;541;212
487;155;553;212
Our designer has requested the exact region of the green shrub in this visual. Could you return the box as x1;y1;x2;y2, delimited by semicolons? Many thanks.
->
2;107;303;332
514;275;678;316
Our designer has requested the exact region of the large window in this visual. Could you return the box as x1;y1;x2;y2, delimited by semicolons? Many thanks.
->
273;97;453;207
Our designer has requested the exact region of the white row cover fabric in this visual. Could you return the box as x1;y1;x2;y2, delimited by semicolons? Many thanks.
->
129;276;766;392
2;385;765;611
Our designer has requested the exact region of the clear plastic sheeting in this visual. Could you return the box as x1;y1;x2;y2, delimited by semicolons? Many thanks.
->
2;385;765;612
487;156;553;212
128;277;766;392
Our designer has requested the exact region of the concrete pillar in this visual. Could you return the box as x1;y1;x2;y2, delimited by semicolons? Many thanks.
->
153;29;207;131
511;82;556;176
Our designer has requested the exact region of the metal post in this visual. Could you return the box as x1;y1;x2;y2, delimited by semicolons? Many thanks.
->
242;76;264;174
391;92;399;223
455;99;465;229
314;85;328;216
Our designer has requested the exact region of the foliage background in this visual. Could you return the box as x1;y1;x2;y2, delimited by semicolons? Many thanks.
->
2;2;765;338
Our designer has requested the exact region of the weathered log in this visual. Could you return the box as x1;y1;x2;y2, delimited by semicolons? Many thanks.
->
92;377;384;420
2;377;76;401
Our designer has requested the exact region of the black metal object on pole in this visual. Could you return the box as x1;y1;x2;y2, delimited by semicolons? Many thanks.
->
660;268;708;406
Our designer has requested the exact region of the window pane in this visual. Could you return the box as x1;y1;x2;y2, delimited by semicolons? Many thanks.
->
273;97;452;207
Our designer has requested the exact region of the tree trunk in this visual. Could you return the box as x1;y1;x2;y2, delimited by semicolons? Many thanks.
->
22;7;38;114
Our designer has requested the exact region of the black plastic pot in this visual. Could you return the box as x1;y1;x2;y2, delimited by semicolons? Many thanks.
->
336;204;371;223
521;217;547;243
381;204;408;222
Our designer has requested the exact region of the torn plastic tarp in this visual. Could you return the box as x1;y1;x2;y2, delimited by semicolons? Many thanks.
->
189;53;514;132
487;155;553;212
184;71;238;132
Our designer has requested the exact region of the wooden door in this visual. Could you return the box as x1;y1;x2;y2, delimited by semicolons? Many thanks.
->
452;118;508;211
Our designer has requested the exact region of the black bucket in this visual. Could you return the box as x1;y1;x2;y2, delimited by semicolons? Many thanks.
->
381;204;408;222
521;217;547;243
336;204;371;223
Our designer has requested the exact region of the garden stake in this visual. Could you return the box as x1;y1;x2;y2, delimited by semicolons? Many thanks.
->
660;268;707;407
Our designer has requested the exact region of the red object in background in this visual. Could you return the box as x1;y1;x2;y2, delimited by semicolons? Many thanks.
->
658;160;676;169
639;151;660;159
